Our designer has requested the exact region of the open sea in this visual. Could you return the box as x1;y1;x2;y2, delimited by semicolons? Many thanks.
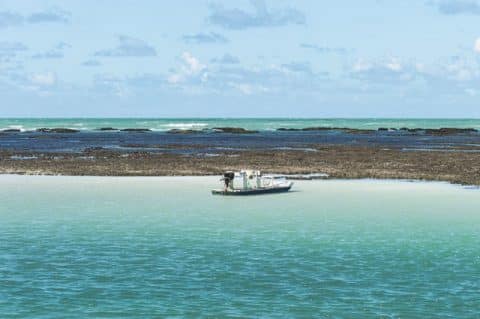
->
2;118;480;132
1;176;479;318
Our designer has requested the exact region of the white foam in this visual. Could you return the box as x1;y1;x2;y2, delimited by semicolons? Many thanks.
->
1;125;26;132
10;155;38;160
164;123;209;129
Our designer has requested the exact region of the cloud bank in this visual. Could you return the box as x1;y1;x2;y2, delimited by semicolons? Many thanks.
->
211;53;240;64
432;0;480;14
94;35;157;57
208;0;305;30
32;42;70;59
27;8;70;24
182;32;228;44
0;9;70;28
300;43;349;54
0;42;28;58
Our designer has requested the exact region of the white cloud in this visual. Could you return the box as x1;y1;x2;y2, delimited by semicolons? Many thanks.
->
351;57;417;84
229;82;271;95
233;83;253;95
474;37;480;53
353;57;403;74
352;59;372;72
167;74;183;84
385;58;402;72
444;56;479;81
415;63;426;72
30;72;56;86
168;52;206;84
182;52;205;74
465;88;477;96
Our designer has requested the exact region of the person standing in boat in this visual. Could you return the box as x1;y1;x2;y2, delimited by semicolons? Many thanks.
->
223;172;234;191
224;177;230;190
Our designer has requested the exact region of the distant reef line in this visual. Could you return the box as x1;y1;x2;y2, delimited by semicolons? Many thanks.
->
1;126;479;136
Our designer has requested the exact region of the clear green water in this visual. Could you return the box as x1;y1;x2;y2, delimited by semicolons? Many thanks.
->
1;176;479;318
2;118;480;131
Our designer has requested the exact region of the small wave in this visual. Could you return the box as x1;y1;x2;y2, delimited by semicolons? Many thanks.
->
164;123;209;129
273;147;318;152
402;148;480;153
1;125;27;132
215;147;247;151
198;153;221;157
10;155;38;160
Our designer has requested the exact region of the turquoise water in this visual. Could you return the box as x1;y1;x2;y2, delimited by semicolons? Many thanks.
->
1;176;479;318
2;118;480;131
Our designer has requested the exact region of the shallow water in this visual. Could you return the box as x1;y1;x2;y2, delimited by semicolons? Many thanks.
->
2;130;480;154
1;176;479;318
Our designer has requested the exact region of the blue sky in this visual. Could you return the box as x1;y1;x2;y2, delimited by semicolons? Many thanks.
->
1;0;480;117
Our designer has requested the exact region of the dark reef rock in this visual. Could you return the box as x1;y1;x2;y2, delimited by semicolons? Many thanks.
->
212;127;259;134
300;127;333;131
167;129;203;134
120;128;152;132
97;127;118;131
278;126;478;136
36;128;79;133
27;135;63;139
425;128;477;135
1;129;21;132
277;127;374;134
341;128;375;134
399;128;424;133
277;128;300;131
396;127;478;135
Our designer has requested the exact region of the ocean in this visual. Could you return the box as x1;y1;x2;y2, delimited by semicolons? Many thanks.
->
1;176;479;318
2;118;480;154
2;118;480;132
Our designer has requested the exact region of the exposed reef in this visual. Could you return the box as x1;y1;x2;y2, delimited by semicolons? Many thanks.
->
5;126;478;136
120;128;152;132
212;127;259;134
424;128;478;135
276;127;479;135
97;127;118;131
167;129;204;134
277;127;375;134
36;128;80;133
2;126;480;185
1;143;480;185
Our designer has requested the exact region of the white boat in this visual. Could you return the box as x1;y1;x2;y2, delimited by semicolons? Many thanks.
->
212;170;293;195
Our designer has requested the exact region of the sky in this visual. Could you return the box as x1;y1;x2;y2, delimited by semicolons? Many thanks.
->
1;0;480;117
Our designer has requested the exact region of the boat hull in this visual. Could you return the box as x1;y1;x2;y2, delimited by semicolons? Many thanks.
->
212;185;292;196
